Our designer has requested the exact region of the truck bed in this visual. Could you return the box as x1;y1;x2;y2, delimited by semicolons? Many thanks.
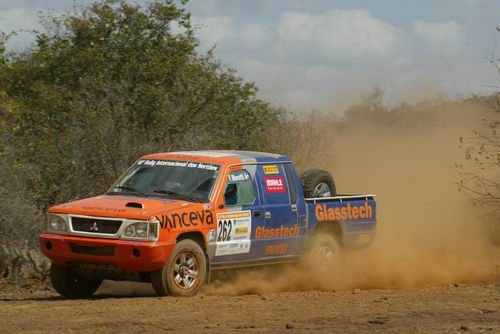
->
305;194;377;248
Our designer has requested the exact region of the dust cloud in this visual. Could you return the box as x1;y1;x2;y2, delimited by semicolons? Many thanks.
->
204;101;500;296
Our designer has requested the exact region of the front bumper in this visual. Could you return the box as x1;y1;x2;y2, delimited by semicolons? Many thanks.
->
39;234;175;272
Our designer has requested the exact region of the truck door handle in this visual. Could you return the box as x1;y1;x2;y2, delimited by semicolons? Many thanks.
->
253;210;261;217
265;212;271;219
291;204;297;212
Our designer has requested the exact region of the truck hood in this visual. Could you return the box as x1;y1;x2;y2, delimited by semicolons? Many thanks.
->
48;195;203;220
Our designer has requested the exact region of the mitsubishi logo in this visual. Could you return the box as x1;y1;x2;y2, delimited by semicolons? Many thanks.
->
89;222;99;232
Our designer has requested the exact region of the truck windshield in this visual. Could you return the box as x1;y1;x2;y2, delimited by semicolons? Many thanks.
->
107;159;220;202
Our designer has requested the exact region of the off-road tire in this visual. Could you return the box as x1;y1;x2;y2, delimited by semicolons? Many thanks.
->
300;169;336;198
302;233;342;272
152;239;207;297
50;263;102;299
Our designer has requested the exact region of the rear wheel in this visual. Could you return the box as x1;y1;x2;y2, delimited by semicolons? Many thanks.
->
50;263;102;299
152;239;207;297
300;169;336;198
302;233;342;272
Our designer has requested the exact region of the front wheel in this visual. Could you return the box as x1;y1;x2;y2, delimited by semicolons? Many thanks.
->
152;239;207;297
50;263;102;299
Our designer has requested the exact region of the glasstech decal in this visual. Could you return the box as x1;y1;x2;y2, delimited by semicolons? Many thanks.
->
255;224;300;238
315;202;373;221
156;210;214;229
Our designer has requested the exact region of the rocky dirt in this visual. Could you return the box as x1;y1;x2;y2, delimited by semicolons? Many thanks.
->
0;279;499;333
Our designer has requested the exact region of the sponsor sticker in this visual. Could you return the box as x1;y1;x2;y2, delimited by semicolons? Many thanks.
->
81;206;126;213
264;177;286;193
228;170;251;182
264;243;288;255
207;229;216;242
170;151;232;158
136;159;219;171
216;241;250;256
235;227;248;235
314;202;374;221
156;210;214;230
255;224;299;238
215;211;252;256
263;165;279;174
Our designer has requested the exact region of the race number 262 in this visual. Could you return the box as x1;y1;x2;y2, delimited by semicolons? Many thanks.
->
217;220;232;242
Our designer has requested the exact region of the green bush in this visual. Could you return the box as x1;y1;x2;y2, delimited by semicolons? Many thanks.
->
0;0;283;252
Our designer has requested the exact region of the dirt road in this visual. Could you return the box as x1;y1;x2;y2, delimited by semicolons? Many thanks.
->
1;280;498;333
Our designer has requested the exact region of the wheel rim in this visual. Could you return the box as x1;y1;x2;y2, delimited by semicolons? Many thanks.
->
317;244;334;261
313;182;331;197
171;251;199;290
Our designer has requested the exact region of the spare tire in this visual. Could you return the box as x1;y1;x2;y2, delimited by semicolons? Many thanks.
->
300;169;336;198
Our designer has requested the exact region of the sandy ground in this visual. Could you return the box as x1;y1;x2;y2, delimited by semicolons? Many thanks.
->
0;279;499;334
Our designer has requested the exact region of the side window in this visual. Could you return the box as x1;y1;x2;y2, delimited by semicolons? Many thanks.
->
224;169;255;206
284;164;297;204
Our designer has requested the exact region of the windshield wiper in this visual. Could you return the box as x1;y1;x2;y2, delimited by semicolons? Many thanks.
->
152;189;203;203
108;186;148;197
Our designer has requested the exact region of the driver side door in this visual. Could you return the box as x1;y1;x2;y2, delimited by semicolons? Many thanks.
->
211;165;266;264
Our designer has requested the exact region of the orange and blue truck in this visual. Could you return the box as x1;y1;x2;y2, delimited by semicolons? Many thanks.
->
40;150;376;297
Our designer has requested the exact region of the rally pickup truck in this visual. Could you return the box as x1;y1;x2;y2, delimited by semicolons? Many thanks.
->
40;151;376;297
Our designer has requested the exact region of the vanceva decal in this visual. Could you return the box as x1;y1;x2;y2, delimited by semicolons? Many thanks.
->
156;210;214;230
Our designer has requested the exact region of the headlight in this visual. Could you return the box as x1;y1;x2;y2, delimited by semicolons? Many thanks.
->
46;214;68;234
120;218;159;241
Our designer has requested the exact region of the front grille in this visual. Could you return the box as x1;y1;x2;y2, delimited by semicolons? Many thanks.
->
71;217;122;234
70;243;115;256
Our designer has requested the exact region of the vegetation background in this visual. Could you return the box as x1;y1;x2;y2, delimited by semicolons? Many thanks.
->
0;0;498;282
